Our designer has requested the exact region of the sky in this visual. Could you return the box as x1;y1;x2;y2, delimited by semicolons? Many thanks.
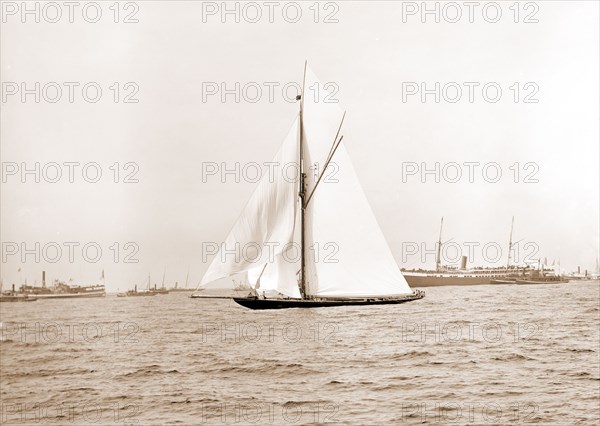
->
1;1;599;291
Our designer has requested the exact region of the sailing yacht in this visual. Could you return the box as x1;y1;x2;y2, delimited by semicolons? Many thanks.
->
121;274;159;297
197;63;424;309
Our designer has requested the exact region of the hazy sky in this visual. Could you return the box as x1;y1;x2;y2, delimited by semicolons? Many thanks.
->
2;1;598;290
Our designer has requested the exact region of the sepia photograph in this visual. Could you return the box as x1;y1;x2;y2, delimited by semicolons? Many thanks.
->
1;1;599;424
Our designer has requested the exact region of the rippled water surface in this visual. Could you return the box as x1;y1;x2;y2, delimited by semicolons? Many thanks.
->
1;282;599;425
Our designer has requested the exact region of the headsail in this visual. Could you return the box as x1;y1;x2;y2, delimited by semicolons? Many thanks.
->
200;117;300;295
246;206;302;299
247;249;302;298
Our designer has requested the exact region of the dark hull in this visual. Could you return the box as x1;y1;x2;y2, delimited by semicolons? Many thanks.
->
404;275;568;287
233;292;424;310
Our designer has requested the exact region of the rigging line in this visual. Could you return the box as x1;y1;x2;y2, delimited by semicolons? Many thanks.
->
304;110;347;207
323;111;346;166
305;135;344;207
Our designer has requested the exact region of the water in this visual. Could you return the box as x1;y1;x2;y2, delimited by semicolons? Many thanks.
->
1;282;599;425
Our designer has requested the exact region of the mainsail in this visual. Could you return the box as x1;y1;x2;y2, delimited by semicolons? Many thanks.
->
200;65;413;298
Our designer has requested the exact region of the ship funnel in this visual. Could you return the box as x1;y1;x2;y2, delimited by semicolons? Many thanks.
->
42;271;46;288
460;256;467;270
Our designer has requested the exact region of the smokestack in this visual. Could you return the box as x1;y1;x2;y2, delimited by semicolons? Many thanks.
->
12;284;15;292
578;266;581;274
460;256;467;270
42;271;46;288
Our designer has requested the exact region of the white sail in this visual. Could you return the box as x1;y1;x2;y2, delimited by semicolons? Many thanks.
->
302;66;412;297
200;118;300;289
200;66;413;299
247;250;302;299
246;208;302;299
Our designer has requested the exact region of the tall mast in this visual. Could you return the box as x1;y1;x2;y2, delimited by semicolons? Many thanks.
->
298;60;308;299
435;217;443;272
507;216;514;268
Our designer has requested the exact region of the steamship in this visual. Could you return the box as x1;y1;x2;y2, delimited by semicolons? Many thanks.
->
17;271;106;299
402;264;566;287
402;218;568;287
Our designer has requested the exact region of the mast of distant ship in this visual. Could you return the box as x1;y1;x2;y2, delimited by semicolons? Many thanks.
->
507;216;514;268
298;61;308;299
435;217;444;272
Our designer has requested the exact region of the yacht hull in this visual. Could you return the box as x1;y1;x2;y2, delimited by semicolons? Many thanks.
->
233;292;425;310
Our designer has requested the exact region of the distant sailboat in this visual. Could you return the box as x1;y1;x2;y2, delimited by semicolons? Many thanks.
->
154;267;169;294
170;267;196;292
197;63;424;309
121;274;158;297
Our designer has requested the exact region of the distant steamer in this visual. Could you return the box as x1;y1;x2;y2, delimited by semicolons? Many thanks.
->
15;271;106;298
402;217;568;287
402;266;567;287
